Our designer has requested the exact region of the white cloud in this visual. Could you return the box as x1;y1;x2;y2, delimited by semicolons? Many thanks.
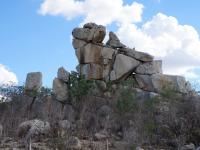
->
117;13;200;78
0;64;18;86
39;0;144;26
39;1;200;79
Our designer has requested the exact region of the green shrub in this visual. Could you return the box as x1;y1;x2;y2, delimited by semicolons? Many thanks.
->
68;73;93;102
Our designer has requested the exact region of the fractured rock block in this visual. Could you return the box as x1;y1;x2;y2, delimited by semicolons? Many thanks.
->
110;54;140;81
57;67;70;83
52;78;69;102
135;60;162;75
72;23;106;43
78;64;103;80
76;43;102;64
72;38;87;49
135;74;192;93
25;72;42;93
119;48;154;62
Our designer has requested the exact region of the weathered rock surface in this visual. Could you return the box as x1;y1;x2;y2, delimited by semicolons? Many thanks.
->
50;22;194;103
72;38;87;49
25;72;42;93
111;54;140;80
106;32;126;48
119;48;154;62
52;78;69;101
17;119;50;139
135;60;162;75
135;74;192;93
72;23;106;43
76;43;102;64
181;143;195;150
57;67;70;83
78;64;103;79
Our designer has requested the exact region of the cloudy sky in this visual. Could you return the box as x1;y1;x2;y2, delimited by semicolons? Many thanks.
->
0;0;200;87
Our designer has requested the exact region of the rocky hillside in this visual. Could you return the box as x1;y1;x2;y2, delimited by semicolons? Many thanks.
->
0;23;200;150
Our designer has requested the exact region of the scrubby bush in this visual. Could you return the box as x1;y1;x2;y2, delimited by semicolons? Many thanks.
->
68;73;94;102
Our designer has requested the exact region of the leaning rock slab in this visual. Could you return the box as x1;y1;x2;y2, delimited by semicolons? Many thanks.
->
135;60;162;75
111;54;140;81
52;78;69;102
25;72;42;93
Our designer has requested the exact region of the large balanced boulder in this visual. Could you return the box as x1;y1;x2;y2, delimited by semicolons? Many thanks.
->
52;78;69;102
110;54;140;81
25;72;42;94
72;23;106;43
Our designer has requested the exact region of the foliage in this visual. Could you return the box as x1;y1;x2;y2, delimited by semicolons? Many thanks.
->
116;78;138;114
68;73;94;102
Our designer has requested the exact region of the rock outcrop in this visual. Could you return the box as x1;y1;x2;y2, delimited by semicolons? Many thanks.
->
25;72;42;94
71;22;192;94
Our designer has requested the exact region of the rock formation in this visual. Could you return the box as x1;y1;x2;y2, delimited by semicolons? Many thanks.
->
25;72;42;94
71;22;192;94
22;23;194;102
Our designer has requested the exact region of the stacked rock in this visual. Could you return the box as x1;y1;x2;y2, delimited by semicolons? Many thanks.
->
72;23;192;94
52;67;70;102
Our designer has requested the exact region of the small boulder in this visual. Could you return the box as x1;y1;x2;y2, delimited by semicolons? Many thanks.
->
135;60;162;75
94;130;109;141
66;136;81;150
52;78;69;102
106;32;126;48
57;67;70;83
17;119;50;139
25;72;42;94
181;143;195;150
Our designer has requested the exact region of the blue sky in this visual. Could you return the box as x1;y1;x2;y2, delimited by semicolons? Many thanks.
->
0;0;200;88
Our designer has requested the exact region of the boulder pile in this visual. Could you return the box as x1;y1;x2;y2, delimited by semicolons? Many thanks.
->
24;23;193;102
71;22;192;94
